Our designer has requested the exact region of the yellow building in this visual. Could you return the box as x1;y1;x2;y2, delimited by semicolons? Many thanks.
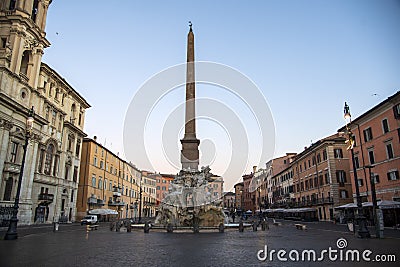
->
77;137;141;220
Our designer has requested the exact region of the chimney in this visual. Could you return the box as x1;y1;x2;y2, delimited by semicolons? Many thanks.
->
253;166;257;174
94;136;97;142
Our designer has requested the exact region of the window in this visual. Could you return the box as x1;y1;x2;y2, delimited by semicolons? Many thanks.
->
354;155;360;169
44;144;54;175
387;170;399;181
3;178;13;201
64;165;70;180
382;119;389;134
67;134;74;152
91;175;96;187
51;110;57;126
71;190;74;202
71;104;76;123
110;166;113;173
336;171;347;185
104;179;108;190
357;179;364;186
393;104;400;119
340;190;348;199
109;182;112;191
363;127;373;142
319;175;323;186
368;149;375;165
317;154;321;163
162;186;166;191
1;37;6;48
156;186;160;190
323;150;327;161
9;0;16;10
73;166;78;182
372;174;380;184
78;112;82;125
31;0;39;21
45;106;50;121
308;160;311;168
93;157;97;167
10;142;18;163
312;156;316;166
334;149;343;159
20;51;29;75
75;139;81;157
386;143;394;159
304;162;306;170
100;161;104;169
98;177;102;189
58;115;62;132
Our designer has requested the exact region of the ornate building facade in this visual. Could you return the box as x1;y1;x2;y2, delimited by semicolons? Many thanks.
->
0;0;90;224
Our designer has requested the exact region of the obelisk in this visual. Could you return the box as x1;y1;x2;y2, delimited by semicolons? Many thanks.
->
180;22;200;170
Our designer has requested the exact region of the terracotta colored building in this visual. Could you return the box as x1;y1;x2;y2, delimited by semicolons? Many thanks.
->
156;173;175;206
292;133;353;221
234;182;244;210
338;91;400;204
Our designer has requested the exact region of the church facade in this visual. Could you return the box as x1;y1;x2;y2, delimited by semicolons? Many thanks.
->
0;0;90;225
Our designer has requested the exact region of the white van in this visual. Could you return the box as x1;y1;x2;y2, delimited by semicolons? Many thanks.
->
80;215;98;225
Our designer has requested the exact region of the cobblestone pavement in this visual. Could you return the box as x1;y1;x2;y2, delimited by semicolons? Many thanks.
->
0;220;399;267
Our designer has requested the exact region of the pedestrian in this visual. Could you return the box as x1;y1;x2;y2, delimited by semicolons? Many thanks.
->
232;213;235;223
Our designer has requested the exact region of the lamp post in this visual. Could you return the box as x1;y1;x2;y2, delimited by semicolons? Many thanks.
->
343;102;370;238
138;186;142;223
258;187;262;216
4;106;35;240
365;165;382;238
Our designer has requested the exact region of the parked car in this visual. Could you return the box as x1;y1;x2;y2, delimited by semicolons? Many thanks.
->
80;215;98;225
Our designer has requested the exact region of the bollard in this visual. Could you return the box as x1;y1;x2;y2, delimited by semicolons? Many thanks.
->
193;223;199;233
166;223;174;233
252;221;257;231
261;220;266;231
239;221;244;232
144;221;150;233
53;222;59;232
218;223;224;233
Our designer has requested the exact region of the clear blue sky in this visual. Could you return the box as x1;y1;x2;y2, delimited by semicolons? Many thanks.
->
42;0;400;191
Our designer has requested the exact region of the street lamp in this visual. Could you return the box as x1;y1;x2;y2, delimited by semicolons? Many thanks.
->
258;187;262;216
343;102;370;238
4;106;35;240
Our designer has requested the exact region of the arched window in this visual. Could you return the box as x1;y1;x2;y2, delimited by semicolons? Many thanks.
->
44;144;54;175
3;177;13;201
98;177;102;189
20;51;29;75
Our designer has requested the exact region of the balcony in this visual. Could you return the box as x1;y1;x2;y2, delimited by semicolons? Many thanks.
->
38;193;54;203
108;200;125;206
88;196;105;206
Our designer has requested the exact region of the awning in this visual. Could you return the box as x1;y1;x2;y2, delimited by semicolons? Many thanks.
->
334;200;400;210
88;208;118;215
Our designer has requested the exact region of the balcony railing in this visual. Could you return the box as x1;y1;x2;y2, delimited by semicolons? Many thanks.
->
291;197;334;208
108;200;125;206
38;193;54;203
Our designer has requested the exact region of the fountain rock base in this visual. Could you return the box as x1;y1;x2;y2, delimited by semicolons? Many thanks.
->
155;166;225;227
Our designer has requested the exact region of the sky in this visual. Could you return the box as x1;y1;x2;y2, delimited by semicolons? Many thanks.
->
42;0;400;191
